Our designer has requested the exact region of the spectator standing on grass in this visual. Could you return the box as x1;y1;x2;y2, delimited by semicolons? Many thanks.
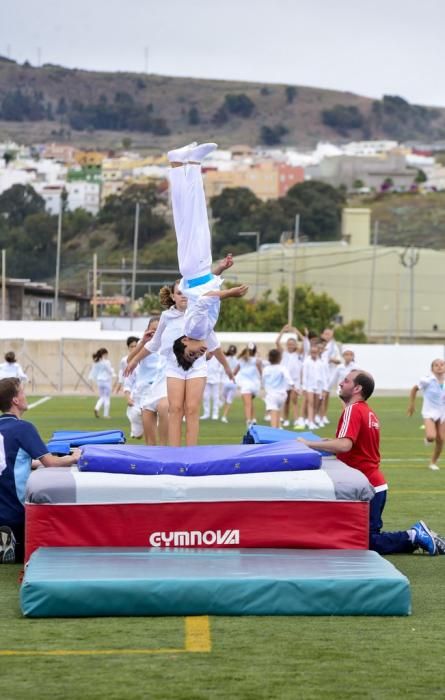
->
220;345;239;424
236;343;263;427
331;348;358;397
0;378;80;563
114;336;139;394
201;355;223;421
275;325;304;428
407;358;445;471
0;352;28;383
301;342;324;430
262;349;293;429
88;348;115;419
299;369;445;556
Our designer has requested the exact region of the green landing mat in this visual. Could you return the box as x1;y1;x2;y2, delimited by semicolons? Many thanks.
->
20;547;411;617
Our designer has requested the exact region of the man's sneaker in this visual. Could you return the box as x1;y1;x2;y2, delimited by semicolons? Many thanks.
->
0;526;16;564
411;520;437;555
428;463;440;471
430;529;445;555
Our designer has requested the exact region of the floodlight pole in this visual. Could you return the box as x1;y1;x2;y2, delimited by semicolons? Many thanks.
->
130;201;140;330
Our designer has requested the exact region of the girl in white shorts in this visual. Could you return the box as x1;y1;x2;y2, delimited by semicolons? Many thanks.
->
407;358;445;471
236;343;263;426
262;349;293;428
220;345;239;424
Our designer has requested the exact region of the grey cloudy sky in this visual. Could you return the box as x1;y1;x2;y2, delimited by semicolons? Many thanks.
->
1;0;444;106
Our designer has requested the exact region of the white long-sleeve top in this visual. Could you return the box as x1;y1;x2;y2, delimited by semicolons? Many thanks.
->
262;364;293;395
88;359;115;384
302;356;325;393
0;361;28;382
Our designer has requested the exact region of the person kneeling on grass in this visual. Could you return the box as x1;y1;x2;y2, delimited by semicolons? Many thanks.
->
0;378;81;564
299;369;445;556
169;141;248;372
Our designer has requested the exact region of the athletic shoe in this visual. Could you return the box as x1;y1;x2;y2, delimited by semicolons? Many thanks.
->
294;418;305;429
431;530;445;555
283;420;290;427
200;414;210;420
167;141;197;162
221;416;228;424
314;415;322;426
308;421;318;430
322;417;330;426
428;463;440;471
264;414;271;422
0;526;16;564
211;416;219;421
411;520;437;555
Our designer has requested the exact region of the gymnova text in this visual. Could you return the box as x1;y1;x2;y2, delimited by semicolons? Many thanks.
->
149;529;240;547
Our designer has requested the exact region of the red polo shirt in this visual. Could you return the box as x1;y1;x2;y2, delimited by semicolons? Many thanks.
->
336;400;387;491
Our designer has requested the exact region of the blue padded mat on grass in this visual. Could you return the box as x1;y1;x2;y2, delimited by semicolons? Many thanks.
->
47;430;126;455
77;441;321;476
243;424;332;456
20;547;411;617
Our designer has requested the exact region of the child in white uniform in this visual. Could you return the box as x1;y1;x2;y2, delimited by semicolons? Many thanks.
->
220;345;239;424
407;358;445;471
88;348;115;418
275;325;304;428
236;343;263;426
201;355;223;420
0;352;27;383
262;349;293;429
332;349;358;395
301;344;325;430
114;336;139;394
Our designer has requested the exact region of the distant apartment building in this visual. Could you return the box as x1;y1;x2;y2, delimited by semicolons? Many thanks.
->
203;161;304;201
41;143;79;164
306;152;416;191
74;150;107;168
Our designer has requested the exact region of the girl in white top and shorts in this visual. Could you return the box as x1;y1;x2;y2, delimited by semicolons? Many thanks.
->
407;358;445;471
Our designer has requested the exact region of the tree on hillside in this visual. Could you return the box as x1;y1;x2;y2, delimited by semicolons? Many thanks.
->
210;187;261;253
224;94;255;118
321;104;364;134
260;124;288;146
282;181;346;241
98;183;169;247
0;184;45;227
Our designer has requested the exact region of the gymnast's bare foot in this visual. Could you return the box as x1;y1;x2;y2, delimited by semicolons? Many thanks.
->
214;253;234;275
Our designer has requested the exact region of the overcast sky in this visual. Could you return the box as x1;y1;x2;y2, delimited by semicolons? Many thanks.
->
1;0;444;106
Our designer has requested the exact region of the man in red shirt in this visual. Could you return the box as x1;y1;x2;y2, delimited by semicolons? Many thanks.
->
300;369;445;555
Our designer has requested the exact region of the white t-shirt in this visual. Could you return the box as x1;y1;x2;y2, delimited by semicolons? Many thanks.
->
302;356;325;394
417;374;445;415
281;351;303;388
263;364;293;396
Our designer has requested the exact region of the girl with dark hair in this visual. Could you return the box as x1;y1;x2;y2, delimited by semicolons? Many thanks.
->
88;348;115;418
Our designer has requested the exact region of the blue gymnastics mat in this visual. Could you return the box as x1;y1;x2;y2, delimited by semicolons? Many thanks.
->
20;548;411;617
243;425;332;456
77;440;320;476
47;430;126;455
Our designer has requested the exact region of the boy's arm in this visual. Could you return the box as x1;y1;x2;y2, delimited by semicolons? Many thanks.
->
276;324;288;349
124;347;149;376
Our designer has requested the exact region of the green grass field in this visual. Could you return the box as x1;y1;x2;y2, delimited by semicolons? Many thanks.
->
0;395;444;700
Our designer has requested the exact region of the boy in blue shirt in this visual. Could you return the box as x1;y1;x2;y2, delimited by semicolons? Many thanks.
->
0;378;80;563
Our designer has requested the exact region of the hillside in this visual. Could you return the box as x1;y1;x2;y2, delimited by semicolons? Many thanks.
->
1;57;445;149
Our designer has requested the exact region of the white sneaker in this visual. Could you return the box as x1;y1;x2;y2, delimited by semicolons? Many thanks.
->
264;414;271;422
314;415;322;426
308;421;318;430
188;142;217;162
221;416;228;424
200;414;210;420
322;416;330;425
212;416;219;421
429;463;440;471
283;420;290;427
167;141;197;162
293;418;305;430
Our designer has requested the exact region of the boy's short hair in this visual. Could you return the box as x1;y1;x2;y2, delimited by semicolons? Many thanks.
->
173;336;194;371
0;377;20;413
268;348;281;364
126;336;139;347
5;351;16;363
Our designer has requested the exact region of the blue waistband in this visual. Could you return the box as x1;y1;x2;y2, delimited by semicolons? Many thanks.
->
185;273;214;288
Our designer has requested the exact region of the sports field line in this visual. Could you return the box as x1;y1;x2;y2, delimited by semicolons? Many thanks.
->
0;615;211;656
27;396;52;410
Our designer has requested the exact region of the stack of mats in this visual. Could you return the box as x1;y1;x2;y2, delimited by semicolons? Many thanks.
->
47;430;125;456
243;424;332;456
25;441;373;559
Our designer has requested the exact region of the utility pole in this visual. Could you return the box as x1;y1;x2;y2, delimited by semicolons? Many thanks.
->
367;220;379;337
92;253;98;321
287;214;300;325
130;202;140;330
54;195;63;320
1;249;6;320
400;246;420;340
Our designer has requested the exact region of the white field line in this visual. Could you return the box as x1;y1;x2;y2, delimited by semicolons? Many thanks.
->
27;396;52;410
